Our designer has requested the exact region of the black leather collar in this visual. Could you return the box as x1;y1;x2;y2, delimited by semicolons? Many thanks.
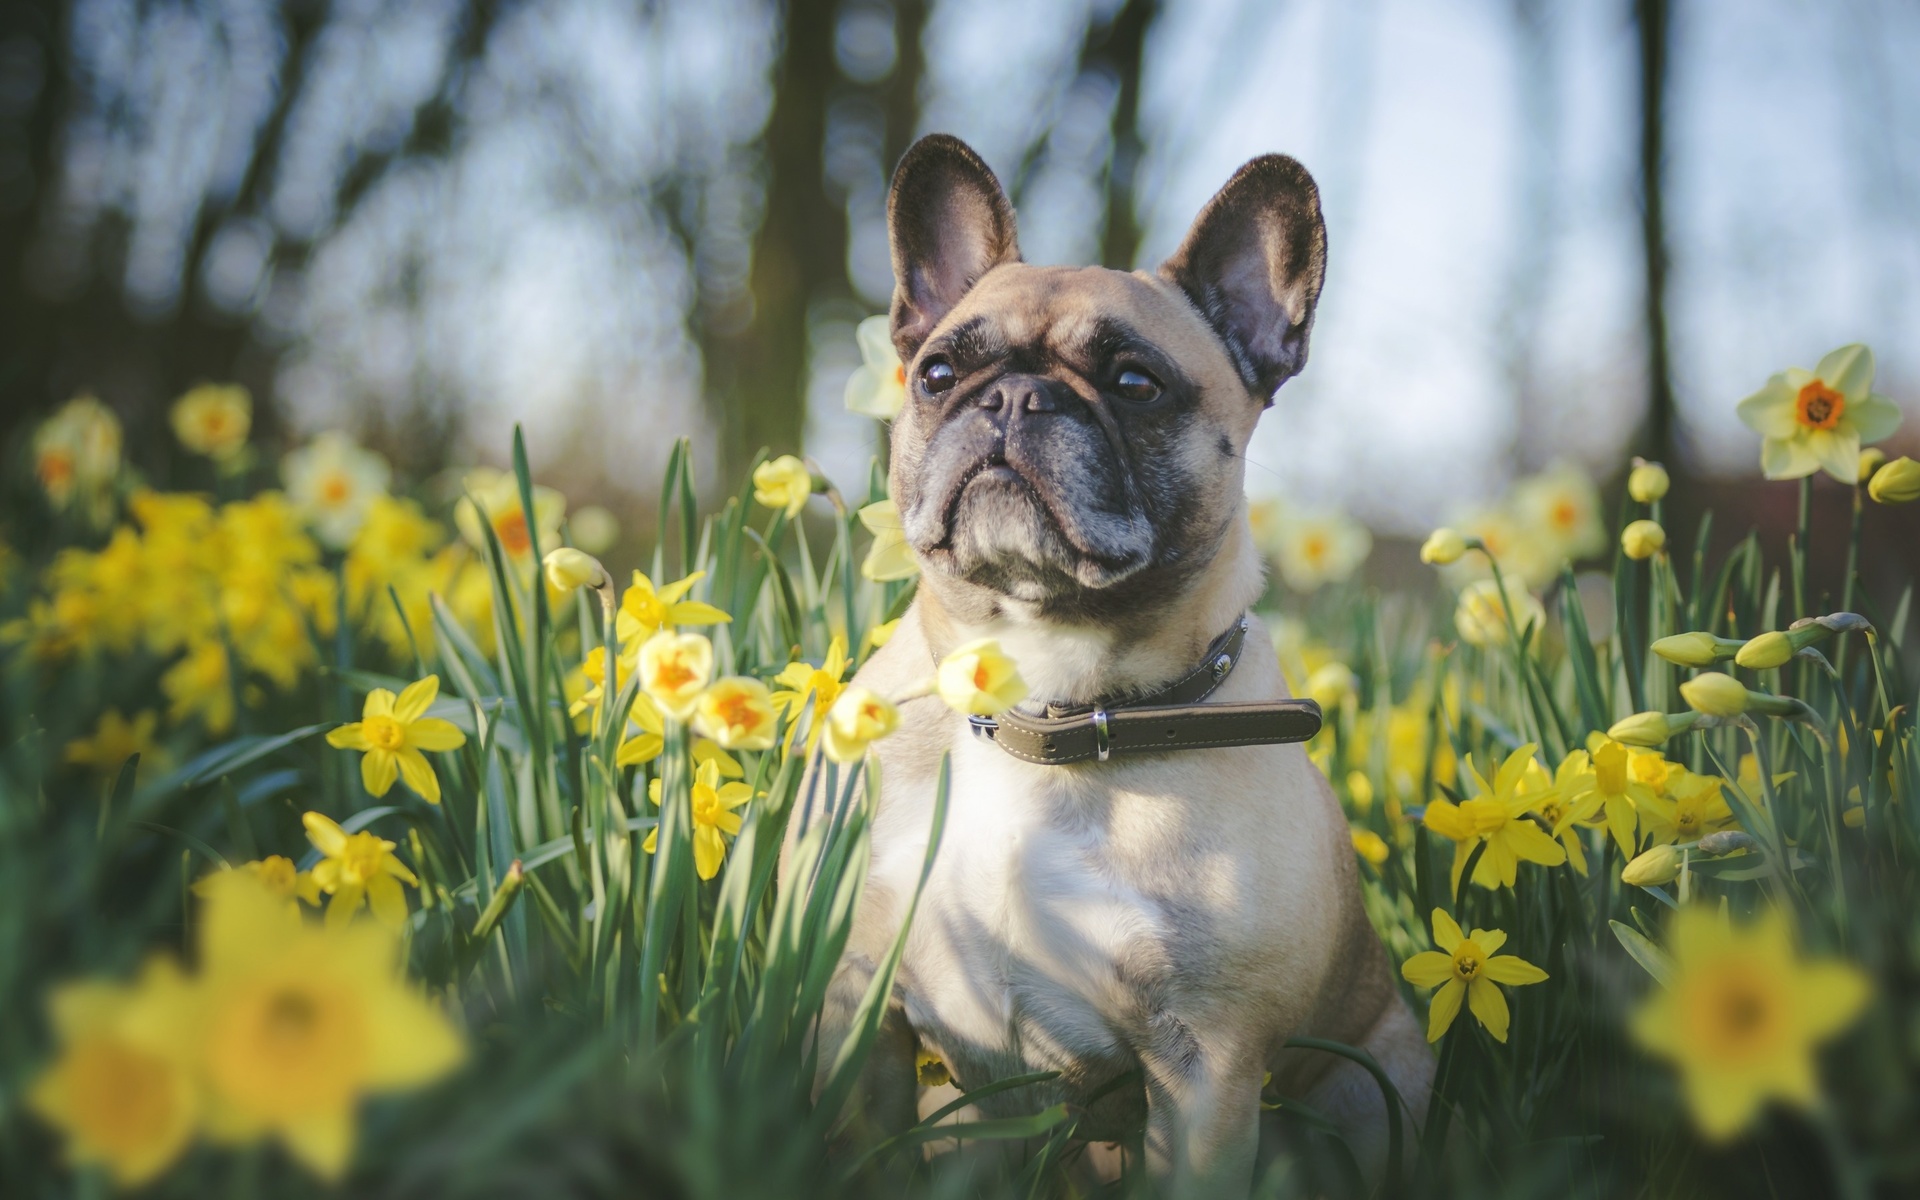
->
965;615;1323;765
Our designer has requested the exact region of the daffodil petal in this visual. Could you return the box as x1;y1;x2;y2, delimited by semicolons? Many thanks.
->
362;749;398;798
279;1108;357;1181
368;874;409;928
407;717;466;752
303;811;349;857
1814;343;1873;401
1426;978;1464;1042
1808;428;1861;484
1467;976;1512;1041
325;723;369;750
1471;928;1507;955
392;676;439;723
1401;951;1454;988
1482;954;1548;985
1431;908;1464;952
1851;391;1903;445
364;688;396;719
1761;436;1820;481
326;884;364;930
395;748;440;804
1736;375;1800;439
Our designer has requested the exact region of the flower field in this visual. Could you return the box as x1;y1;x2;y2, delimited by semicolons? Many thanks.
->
3;334;1919;1199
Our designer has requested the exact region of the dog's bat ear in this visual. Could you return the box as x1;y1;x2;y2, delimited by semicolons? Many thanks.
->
887;134;1021;360
1159;155;1327;404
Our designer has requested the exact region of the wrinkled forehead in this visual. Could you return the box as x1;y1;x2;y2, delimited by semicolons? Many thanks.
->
928;264;1244;389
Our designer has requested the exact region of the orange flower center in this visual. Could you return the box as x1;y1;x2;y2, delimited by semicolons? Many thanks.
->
320;472;352;504
1551;499;1578;531
654;661;696;691
893;363;907;387
494;510;531;556
1682;961;1786;1064
37;450;75;488
1303;534;1329;565
716;693;759;733
364;714;406;750
1795;380;1844;430
972;662;991;691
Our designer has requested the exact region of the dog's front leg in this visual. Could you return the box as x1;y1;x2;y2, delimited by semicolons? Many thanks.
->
813;958;919;1145
1140;1020;1265;1199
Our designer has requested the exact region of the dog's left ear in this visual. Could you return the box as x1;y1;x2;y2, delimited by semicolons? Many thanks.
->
887;134;1022;360
1159;155;1327;404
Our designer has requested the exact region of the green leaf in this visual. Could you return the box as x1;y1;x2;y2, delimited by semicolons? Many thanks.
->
1610;918;1675;988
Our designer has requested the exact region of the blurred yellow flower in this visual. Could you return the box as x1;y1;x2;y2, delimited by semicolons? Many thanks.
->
1351;828;1390;866
1631;907;1869;1141
845;314;908;419
324;676;468;803
1401;909;1547;1043
302;812;419;930
771;635;850;754
282;432;390;549
1512;462;1605;562
28;958;201;1187
1449;504;1553;587
1419;527;1467;565
1423;744;1565;890
752;455;814;518
195;873;463;1178
1274;506;1371;592
66;708;163;781
543;547;609;594
642;757;752;880
858;498;919;582
1628;459;1670;503
162;639;235;734
694;676;779;751
1453;577;1545;648
170;384;252;461
195;856;323;920
615;570;730;648
568;504;621;554
638;630;714;720
823;685;900;763
615;692;668;767
1737;344;1902;482
936;637;1028;716
453;468;565;564
34;395;123;515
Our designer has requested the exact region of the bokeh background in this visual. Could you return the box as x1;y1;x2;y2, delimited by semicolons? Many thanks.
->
3;0;1919;554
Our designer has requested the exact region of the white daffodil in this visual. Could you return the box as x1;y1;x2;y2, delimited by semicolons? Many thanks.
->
845;315;908;420
1510;462;1605;563
858;498;918;582
1736;344;1902;482
1274;507;1371;592
282;432;393;549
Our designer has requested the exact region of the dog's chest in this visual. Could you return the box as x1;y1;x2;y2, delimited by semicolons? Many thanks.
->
890;735;1179;1086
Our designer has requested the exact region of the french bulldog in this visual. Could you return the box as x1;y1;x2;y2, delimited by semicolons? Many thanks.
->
783;133;1432;1196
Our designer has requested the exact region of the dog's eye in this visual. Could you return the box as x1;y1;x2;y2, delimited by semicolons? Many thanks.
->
920;358;957;395
1114;368;1161;403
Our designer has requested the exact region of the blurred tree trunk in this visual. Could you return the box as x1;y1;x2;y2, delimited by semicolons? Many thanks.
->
702;0;844;487
1093;0;1155;270
1633;0;1674;468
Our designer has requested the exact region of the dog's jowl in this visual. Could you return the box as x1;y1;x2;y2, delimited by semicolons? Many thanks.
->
781;134;1433;1197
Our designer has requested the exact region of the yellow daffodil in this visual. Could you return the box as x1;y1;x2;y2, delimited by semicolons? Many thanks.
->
694;738;744;778
324;676;467;803
281;432;390;548
1736;344;1902;482
615;692;667;767
1351;829;1391;866
1423;744;1566;890
864;617;901;651
65;708;163;781
543;547;609;593
693;676;779;750
1631;907;1869;1141
1419;528;1468;565
1628;459;1670;503
1448;503;1554;588
1534;768;1604;876
1247;496;1286;560
935;638;1028;716
752;455;814;517
196;856;323;919
845;314;908;419
453;468;565;564
642;758;752;880
638;630;714;720
1868;456;1920;504
915;1046;953;1088
614;570;730;648
1453;577;1545;648
570;646;631;722
1640;772;1736;845
28;958;201;1187
822;685;901;764
568;504;620;553
1274;506;1371;592
858;498;919;582
1559;738;1656;856
162;639;235;734
1305;662;1355;710
170;383;252;461
33;395;122;515
194;873;463;1179
1621;519;1666;560
302;812;419;929
1512;462;1606;563
771;636;850;754
1401;909;1547;1043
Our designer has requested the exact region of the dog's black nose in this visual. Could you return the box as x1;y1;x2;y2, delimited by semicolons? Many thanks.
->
980;374;1058;417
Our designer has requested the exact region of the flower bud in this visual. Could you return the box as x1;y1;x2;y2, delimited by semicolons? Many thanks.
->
1622;844;1681;887
1679;671;1750;717
1419;528;1467;565
1735;630;1794;670
1607;710;1699;747
1857;447;1887;484
1627;459;1670;503
1621;519;1665;560
1306;662;1355;710
543;547;609;593
752;454;815;518
1868;456;1920;504
1651;631;1739;668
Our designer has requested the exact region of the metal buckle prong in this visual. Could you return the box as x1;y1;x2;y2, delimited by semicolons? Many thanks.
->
968;715;999;740
1092;707;1111;762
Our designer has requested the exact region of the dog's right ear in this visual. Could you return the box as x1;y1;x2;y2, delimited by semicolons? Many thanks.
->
888;134;1021;360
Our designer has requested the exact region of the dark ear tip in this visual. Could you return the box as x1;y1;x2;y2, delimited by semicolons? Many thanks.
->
1219;154;1323;213
892;133;1001;191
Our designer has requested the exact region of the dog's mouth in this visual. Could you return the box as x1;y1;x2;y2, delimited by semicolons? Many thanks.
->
915;447;1152;588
